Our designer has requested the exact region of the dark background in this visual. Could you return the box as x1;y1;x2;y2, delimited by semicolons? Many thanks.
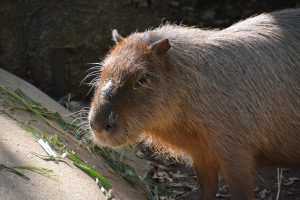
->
1;0;299;102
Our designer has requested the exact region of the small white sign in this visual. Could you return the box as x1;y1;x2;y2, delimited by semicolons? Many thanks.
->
38;139;57;157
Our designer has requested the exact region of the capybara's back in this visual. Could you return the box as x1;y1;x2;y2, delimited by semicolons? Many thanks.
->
178;9;300;165
89;9;300;200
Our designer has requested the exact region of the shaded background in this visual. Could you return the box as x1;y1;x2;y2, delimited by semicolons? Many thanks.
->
1;0;300;102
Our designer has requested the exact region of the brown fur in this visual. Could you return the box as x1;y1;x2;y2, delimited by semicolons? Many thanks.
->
89;9;300;200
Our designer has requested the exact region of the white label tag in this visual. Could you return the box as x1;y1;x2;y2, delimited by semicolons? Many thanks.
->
38;139;57;157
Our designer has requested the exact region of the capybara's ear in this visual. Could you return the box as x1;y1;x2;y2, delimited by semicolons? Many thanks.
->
150;38;171;55
112;29;123;43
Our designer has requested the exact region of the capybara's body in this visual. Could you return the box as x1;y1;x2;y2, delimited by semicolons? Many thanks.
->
89;9;300;200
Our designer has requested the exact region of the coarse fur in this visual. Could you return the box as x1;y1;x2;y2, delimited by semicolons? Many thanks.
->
89;9;300;200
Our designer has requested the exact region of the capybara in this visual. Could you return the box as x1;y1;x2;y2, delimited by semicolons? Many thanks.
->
88;9;300;200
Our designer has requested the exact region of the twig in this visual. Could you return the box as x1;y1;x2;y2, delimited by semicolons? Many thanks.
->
256;172;271;194
31;152;72;167
276;168;283;200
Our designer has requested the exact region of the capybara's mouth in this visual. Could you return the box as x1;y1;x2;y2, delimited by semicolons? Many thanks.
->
92;130;128;148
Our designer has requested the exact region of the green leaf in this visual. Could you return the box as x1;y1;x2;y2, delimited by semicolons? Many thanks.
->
0;163;30;181
73;162;112;190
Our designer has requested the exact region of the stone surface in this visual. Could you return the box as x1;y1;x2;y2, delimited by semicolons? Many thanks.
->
0;114;105;200
0;68;147;200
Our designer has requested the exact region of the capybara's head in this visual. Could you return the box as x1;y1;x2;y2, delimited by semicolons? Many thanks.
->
88;30;173;147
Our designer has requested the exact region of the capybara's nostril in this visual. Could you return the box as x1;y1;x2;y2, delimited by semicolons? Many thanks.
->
90;108;118;134
105;124;112;132
104;123;117;132
90;120;117;133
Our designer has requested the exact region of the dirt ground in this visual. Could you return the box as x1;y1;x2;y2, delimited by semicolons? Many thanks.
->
139;146;300;200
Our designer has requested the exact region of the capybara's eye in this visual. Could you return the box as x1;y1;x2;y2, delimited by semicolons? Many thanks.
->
134;72;150;89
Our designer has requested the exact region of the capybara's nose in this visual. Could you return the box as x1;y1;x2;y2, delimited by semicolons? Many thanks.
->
89;107;118;134
90;119;117;133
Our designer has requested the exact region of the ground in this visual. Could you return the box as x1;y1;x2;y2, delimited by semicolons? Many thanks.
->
141;148;300;199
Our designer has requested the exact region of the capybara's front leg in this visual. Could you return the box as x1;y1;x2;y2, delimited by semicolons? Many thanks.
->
221;160;255;200
194;160;219;200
